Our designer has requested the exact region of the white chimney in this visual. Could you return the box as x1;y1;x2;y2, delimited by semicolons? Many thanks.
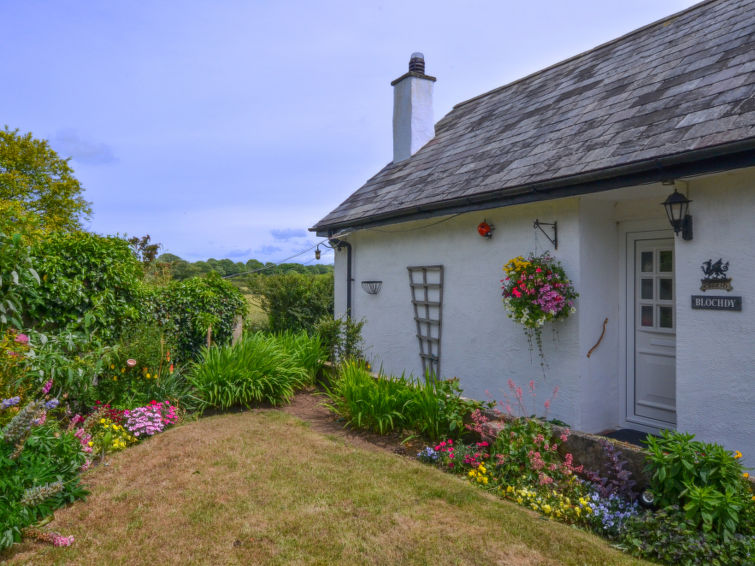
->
391;52;436;163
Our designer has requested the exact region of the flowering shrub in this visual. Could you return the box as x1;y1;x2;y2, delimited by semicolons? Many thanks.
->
501;483;593;524
0;418;87;551
76;409;137;456
123;400;178;438
490;417;582;488
586;491;640;538
0;330;33;421
416;446;439;463
501;253;577;360
21;527;74;547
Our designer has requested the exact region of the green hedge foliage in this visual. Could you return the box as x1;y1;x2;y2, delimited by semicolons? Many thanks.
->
28;231;144;340
148;272;245;363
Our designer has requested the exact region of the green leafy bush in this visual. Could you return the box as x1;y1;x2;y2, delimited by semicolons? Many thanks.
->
257;272;333;333
620;506;755;566
29;231;144;339
0;231;39;329
0;420;87;551
645;430;753;540
315;315;364;362
188;332;309;410
404;377;488;442
24;328;111;412
149;272;245;363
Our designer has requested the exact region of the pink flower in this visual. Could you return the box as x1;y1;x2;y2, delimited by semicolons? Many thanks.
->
126;358;137;367
15;333;29;344
544;400;551;410
42;380;53;394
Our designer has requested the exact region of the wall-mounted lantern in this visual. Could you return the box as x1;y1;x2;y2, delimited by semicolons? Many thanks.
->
361;280;382;295
662;187;693;240
477;220;494;239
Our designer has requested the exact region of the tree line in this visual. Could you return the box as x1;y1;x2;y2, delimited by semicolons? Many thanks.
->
156;254;333;281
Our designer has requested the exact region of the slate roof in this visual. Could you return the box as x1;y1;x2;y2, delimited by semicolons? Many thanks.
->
313;0;755;235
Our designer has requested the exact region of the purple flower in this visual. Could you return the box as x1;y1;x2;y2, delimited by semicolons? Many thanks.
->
45;399;59;410
1;396;21;410
42;380;53;395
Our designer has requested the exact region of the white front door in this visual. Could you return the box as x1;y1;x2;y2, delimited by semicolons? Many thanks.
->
628;237;676;427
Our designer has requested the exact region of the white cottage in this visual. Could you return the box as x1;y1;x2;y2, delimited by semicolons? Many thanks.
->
312;0;755;462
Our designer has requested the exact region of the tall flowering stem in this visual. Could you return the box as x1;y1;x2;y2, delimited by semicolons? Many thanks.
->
501;253;578;364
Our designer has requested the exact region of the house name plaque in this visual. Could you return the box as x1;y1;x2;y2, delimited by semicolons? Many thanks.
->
690;295;742;311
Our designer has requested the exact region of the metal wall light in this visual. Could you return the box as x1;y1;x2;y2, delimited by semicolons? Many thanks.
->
662;186;693;240
361;281;382;295
314;245;321;260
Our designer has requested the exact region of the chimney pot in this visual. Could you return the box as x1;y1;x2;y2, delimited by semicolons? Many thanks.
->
409;52;425;74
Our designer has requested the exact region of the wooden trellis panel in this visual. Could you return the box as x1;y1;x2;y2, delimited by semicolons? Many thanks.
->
407;265;444;378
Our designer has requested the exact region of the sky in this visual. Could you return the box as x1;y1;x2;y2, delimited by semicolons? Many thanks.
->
1;0;699;265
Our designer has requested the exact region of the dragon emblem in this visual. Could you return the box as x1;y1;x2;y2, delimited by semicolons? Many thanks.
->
701;259;729;280
700;258;732;291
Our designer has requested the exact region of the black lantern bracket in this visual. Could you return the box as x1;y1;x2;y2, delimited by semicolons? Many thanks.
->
662;180;693;241
533;219;558;249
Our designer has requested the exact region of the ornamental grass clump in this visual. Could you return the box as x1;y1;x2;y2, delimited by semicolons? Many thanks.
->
501;253;577;362
322;361;413;435
324;363;489;439
274;330;326;383
188;332;309;410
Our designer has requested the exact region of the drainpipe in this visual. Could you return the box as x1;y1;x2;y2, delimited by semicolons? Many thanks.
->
329;238;352;319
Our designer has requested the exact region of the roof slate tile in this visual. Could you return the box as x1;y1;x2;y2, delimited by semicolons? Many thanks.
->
313;0;755;232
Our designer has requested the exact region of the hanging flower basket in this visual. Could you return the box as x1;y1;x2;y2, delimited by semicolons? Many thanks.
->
501;253;578;363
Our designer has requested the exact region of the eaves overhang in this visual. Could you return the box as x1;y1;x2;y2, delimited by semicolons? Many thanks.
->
311;138;755;237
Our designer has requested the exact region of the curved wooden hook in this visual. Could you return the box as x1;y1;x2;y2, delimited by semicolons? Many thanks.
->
586;317;608;358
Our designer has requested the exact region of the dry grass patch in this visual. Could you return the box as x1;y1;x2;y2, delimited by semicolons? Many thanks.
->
3;409;651;566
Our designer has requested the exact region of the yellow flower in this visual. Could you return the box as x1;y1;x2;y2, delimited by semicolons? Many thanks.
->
542;504;552;514
87;441;93;447
506;485;514;494
100;418;105;424
734;450;743;459
744;472;750;479
121;368;125;373
146;373;151;379
110;364;115;369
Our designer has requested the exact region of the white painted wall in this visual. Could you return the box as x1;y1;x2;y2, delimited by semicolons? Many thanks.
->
675;167;755;466
577;199;620;432
335;199;584;428
330;166;755;464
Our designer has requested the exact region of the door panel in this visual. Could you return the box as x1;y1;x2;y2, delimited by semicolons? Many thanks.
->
633;239;676;425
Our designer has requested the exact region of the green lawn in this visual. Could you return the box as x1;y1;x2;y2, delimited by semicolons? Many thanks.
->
3;409;651;566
